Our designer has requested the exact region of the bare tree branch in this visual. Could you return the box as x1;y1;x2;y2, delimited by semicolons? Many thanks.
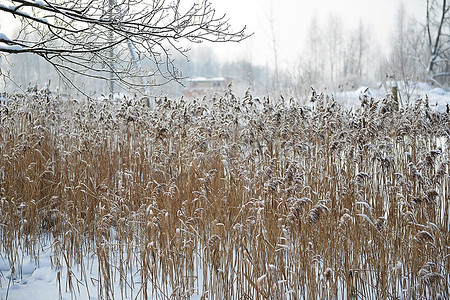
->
0;0;250;96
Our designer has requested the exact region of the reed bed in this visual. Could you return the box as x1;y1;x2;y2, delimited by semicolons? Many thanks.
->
0;88;449;299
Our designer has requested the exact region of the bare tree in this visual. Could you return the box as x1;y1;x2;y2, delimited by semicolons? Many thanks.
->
305;16;324;88
388;4;425;101
426;0;450;85
342;20;371;86
324;13;343;90
262;0;280;92
0;0;248;104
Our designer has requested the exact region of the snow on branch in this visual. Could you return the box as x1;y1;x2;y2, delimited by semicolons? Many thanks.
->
0;0;249;92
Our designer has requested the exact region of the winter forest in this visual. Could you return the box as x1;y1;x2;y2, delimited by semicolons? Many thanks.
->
0;0;449;299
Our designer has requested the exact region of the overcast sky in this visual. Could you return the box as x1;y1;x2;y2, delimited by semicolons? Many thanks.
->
200;0;426;68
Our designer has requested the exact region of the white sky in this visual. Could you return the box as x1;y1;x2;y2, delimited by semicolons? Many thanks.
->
201;0;426;67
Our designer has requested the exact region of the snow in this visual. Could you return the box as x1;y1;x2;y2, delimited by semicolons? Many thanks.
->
0;45;24;52
33;0;47;7
334;82;450;112
0;4;17;11
0;33;11;42
0;237;203;299
0;4;49;24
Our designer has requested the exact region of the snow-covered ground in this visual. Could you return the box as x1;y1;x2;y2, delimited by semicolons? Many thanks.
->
0;238;204;300
335;82;450;111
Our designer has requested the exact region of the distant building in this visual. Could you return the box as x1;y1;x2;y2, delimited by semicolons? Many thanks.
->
183;76;233;98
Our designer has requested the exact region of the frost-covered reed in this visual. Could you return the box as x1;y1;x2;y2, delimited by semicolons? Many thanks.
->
0;87;449;299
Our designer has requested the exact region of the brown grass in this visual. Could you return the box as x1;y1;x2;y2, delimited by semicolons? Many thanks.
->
0;88;449;299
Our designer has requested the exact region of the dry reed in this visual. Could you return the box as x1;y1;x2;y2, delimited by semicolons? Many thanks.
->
0;87;449;299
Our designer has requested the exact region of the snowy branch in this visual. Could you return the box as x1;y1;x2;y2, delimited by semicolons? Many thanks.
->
0;0;249;91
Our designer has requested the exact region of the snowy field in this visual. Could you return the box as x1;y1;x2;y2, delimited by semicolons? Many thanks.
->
335;82;450;112
0;236;204;300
